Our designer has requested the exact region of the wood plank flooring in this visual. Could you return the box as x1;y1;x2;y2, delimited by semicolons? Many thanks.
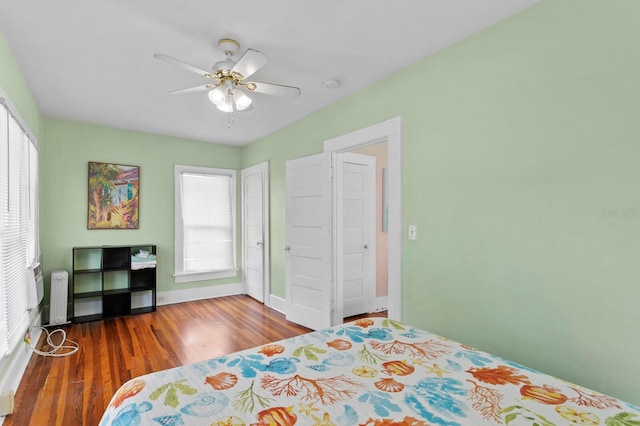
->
4;295;385;426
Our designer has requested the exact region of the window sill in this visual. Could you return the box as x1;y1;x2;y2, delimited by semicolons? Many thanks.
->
174;269;237;284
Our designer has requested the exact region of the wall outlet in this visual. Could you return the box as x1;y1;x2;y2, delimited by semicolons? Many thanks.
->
0;390;14;416
408;225;417;240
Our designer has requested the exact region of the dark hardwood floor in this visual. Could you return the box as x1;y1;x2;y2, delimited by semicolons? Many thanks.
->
5;295;386;426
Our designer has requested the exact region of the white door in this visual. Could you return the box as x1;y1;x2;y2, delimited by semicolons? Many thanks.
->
335;153;376;321
285;153;333;330
242;162;269;304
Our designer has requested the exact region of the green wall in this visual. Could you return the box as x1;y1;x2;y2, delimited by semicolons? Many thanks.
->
41;119;242;294
243;1;640;405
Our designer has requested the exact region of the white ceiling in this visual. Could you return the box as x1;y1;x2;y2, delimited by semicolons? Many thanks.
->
0;0;537;146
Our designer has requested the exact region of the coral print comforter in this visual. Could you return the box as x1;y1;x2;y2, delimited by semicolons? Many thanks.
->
100;318;640;425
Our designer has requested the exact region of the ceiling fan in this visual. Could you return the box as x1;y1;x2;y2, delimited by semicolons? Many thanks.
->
154;38;301;124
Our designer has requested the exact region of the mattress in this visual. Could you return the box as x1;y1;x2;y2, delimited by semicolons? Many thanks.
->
100;318;639;425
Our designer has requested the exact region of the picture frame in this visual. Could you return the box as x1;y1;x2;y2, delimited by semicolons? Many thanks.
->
87;161;139;229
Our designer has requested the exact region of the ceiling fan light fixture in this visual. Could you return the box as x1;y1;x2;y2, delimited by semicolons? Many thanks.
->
216;89;234;112
234;90;252;111
217;103;233;113
208;86;226;105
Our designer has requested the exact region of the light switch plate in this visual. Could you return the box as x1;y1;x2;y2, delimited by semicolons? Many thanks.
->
408;225;417;240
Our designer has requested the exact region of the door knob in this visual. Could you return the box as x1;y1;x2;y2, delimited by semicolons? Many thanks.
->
284;246;291;252
257;241;263;246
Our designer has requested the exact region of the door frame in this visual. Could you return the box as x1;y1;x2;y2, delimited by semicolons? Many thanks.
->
324;117;403;321
241;161;270;306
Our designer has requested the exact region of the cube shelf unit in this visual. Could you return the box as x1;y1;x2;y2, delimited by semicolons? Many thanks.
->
72;244;156;322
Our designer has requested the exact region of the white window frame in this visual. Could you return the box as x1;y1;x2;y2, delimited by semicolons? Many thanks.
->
0;93;40;358
174;164;237;284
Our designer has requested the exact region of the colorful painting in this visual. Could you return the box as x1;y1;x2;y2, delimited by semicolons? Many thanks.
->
88;162;139;229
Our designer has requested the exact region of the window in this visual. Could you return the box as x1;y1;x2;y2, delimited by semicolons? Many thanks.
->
174;165;237;283
0;97;39;358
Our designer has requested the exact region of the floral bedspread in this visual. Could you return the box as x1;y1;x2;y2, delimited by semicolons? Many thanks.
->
100;318;640;425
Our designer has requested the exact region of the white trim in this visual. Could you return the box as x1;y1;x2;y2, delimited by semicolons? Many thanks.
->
156;282;244;306
0;86;38;148
173;269;237;283
324;117;403;321
268;294;287;315
331;153;343;326
173;164;237;284
0;310;42;420
241;161;271;306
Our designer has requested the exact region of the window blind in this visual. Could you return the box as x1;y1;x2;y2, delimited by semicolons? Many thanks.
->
174;165;236;283
0;99;39;358
181;172;234;272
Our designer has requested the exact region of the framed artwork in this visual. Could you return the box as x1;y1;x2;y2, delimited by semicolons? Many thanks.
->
87;162;139;229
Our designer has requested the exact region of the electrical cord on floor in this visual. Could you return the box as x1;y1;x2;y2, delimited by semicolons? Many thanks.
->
24;326;79;357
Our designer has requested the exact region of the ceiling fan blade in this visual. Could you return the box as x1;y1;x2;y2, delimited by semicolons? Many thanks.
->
232;48;268;80
154;53;212;77
168;84;216;95
246;81;301;98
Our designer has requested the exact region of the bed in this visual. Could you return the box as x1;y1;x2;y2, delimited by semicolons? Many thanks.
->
100;318;639;425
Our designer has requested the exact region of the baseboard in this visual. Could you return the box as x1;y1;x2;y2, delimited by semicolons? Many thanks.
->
268;294;287;314
0;311;43;424
156;282;244;306
154;288;382;319
265;295;386;317
155;283;283;316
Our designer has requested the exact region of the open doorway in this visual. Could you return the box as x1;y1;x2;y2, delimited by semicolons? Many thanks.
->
324;117;403;322
283;117;402;330
350;142;389;318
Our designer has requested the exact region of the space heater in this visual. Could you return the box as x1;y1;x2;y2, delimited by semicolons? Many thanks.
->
49;270;70;325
